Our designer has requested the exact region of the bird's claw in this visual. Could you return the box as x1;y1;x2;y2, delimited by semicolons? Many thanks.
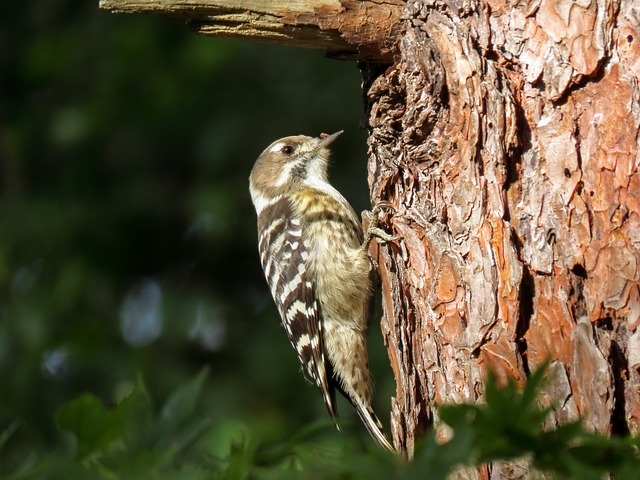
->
364;201;399;249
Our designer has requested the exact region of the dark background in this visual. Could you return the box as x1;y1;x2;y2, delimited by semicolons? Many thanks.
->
0;0;395;467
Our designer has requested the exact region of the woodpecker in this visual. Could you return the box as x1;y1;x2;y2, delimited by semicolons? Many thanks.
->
249;131;394;452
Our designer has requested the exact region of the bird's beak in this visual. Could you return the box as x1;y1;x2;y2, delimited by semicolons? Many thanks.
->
317;130;343;148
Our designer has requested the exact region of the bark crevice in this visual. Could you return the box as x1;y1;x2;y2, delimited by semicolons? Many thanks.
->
609;336;630;436
516;266;535;377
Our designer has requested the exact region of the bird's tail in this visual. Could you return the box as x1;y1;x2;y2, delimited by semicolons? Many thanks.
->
353;398;395;452
323;383;342;431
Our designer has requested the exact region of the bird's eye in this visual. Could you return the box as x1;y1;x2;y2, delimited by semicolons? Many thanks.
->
281;145;294;155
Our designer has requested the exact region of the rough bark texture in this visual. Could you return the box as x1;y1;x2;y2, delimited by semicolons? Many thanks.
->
99;0;404;61
365;0;640;470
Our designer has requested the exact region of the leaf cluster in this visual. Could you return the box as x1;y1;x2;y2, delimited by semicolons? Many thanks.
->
412;366;640;479
3;365;639;479
4;369;213;480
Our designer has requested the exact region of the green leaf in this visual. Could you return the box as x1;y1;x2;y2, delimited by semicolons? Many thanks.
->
56;393;125;460
159;366;208;427
56;382;152;460
218;434;255;480
154;366;210;449
0;420;21;452
520;360;548;410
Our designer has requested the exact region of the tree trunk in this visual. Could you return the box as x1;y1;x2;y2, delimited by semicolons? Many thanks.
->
100;0;640;473
365;0;640;470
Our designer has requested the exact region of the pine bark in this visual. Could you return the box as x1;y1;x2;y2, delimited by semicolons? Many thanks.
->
365;0;640;471
98;0;403;61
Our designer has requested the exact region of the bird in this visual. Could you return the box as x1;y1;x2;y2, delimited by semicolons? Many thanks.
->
249;130;394;452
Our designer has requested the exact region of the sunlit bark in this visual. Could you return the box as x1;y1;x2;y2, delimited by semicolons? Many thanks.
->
366;0;640;471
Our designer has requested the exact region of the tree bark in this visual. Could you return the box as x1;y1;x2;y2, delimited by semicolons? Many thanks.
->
100;0;640;474
98;0;404;61
366;0;640;472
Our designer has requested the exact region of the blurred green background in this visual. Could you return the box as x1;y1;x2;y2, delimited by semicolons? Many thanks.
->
0;0;395;472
